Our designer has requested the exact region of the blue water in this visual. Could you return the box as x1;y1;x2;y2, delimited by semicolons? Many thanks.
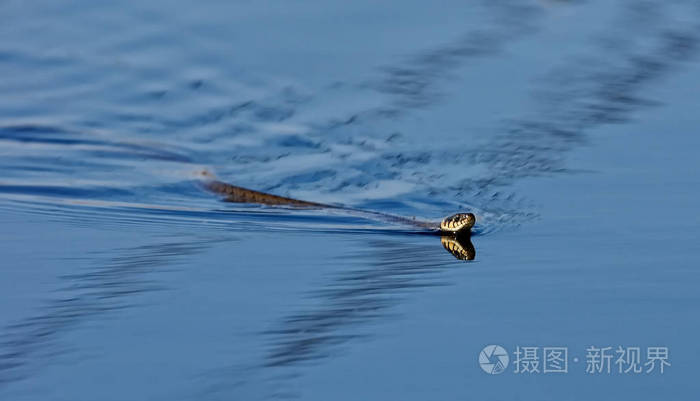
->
1;1;700;400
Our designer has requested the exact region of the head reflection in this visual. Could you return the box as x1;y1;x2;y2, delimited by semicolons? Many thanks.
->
440;232;475;260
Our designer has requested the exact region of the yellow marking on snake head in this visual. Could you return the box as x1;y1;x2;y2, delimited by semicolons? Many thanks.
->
440;213;476;234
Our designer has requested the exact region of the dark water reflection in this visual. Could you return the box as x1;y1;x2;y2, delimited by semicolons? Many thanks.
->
0;236;220;384
264;239;463;368
374;1;542;108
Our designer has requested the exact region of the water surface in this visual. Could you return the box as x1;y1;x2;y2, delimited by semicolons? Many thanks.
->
1;1;699;400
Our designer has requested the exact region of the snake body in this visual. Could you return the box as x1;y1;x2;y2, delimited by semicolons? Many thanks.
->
202;177;476;260
204;179;474;233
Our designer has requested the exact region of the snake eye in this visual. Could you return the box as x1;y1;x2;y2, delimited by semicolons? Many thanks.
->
440;213;475;234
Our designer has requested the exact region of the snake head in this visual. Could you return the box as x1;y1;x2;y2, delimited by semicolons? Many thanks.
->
440;212;476;234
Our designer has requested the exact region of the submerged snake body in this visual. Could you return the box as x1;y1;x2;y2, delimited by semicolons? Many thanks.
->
206;180;327;208
203;178;476;260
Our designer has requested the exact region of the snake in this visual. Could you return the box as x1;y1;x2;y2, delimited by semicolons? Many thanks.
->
201;174;476;260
